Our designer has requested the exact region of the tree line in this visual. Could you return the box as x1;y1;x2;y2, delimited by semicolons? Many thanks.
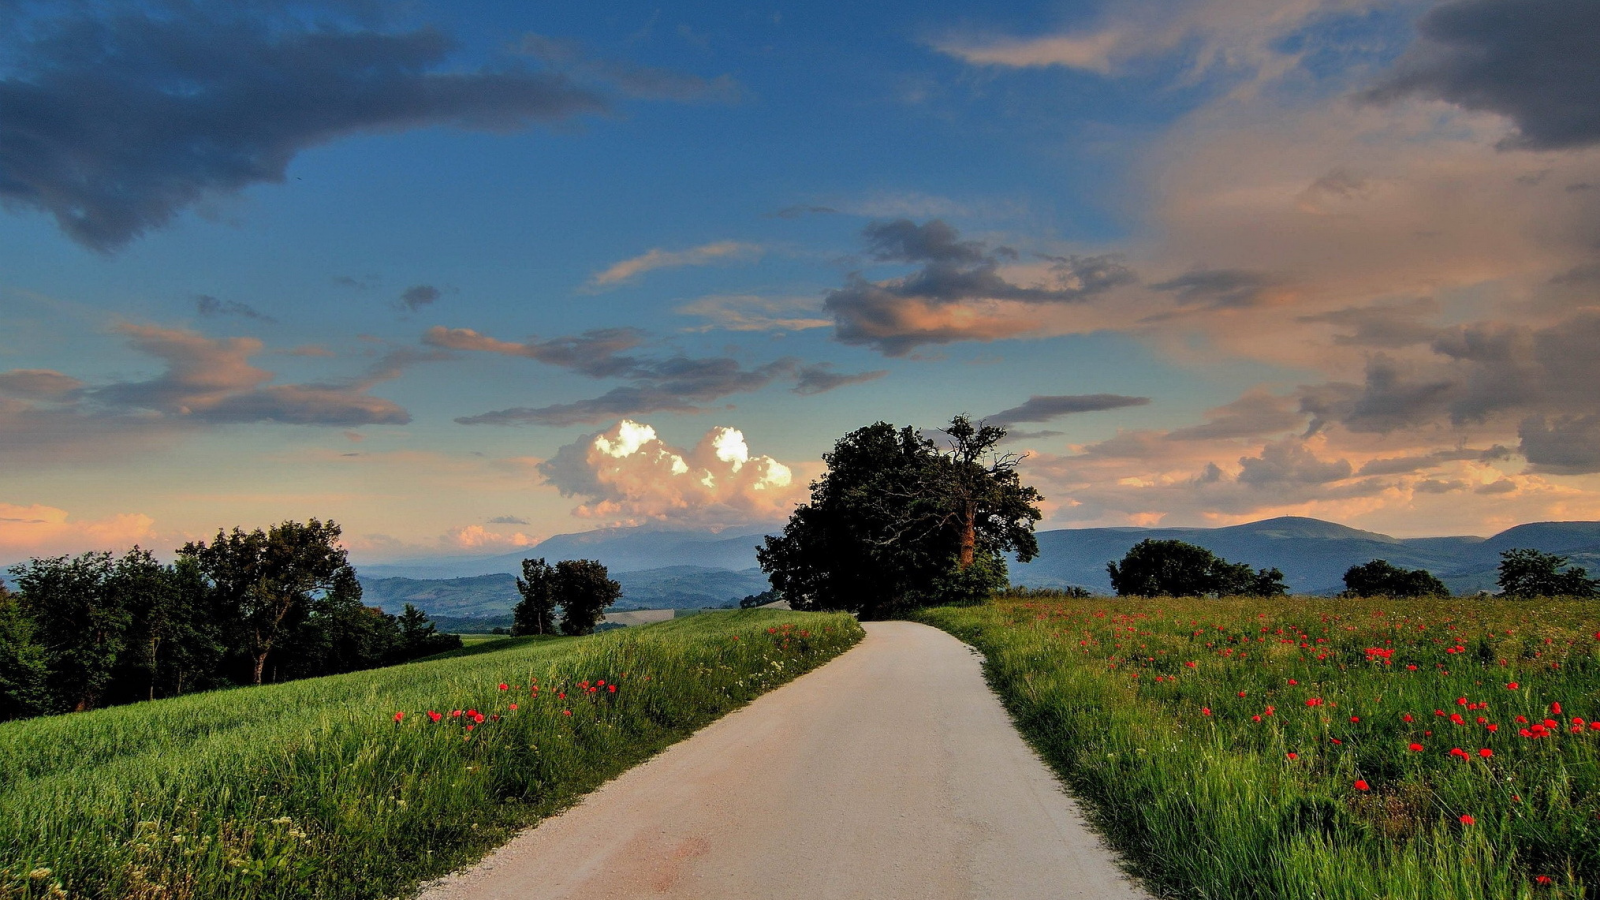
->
0;519;459;723
509;558;621;636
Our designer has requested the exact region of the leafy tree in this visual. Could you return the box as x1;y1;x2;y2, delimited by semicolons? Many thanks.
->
181;519;360;684
1107;540;1286;597
759;417;1042;618
512;558;558;636
555;560;621;635
0;585;49;721
395;604;461;659
10;551;132;711
739;589;781;609
1342;559;1449;598
1497;549;1599;598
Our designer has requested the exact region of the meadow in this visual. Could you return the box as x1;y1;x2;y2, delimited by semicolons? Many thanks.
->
0;609;861;900
917;595;1600;900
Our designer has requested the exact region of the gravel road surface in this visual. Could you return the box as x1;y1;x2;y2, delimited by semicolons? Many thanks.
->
419;621;1149;900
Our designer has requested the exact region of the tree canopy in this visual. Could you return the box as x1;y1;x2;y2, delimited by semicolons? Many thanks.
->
512;558;559;636
1107;539;1287;598
1342;559;1449;598
759;416;1042;618
1497;549;1599;598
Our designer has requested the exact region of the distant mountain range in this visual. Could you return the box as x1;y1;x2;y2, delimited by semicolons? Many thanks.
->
359;565;770;618
354;516;1600;613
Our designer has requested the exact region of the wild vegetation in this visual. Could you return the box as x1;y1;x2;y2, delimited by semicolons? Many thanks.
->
0;609;861;900
918;594;1600;900
0;521;461;723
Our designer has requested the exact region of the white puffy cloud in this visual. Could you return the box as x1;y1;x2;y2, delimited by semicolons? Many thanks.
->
538;419;804;526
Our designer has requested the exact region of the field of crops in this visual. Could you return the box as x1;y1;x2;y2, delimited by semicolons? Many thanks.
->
918;596;1600;900
0;610;861;900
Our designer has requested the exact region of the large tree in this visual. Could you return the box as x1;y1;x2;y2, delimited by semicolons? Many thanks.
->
1497;549;1598;598
9;551;132;711
1107;539;1287;598
759;416;1042;618
1342;560;1449;598
0;585;49;721
554;560;621;636
181;519;360;685
512;558;558;636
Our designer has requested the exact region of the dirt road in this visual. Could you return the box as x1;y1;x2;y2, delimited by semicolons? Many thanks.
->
419;621;1149;900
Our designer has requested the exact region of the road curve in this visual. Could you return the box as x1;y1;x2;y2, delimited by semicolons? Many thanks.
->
419;621;1149;900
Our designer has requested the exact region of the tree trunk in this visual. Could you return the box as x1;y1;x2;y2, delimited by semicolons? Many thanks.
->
252;652;268;685
958;502;977;569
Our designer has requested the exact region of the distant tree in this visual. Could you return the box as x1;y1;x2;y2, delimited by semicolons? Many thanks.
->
740;589;781;609
0;585;49;721
759;417;1042;618
1497;549;1599;598
395;604;461;659
555;560;621;635
9;551;132;711
1107;540;1286;597
1342;560;1449;598
181;519;360;684
512;558;558;636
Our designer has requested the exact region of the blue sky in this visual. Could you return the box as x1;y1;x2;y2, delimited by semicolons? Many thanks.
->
3;0;1599;560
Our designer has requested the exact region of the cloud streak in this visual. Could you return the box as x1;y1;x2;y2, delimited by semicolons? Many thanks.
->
987;394;1151;427
586;241;763;289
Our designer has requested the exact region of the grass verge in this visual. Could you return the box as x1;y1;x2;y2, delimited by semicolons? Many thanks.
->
0;610;861;900
915;596;1599;900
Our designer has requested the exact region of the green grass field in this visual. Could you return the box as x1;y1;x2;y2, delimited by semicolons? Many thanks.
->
918;596;1600;900
0;610;861;900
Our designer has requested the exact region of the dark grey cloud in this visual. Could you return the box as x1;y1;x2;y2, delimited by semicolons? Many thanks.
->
423;326;646;378
1519;415;1600;474
1150;268;1284;309
0;6;610;251
398;284;441;312
1297;297;1441;348
792;363;887;395
487;515;529;525
1355;446;1505;476
455;387;703;428
987;394;1150;427
196;294;275;322
1366;0;1600;150
825;219;1137;355
0;369;85;400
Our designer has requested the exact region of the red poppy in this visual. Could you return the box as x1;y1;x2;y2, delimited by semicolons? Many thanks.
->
1286;752;1298;760
1507;682;1519;690
509;703;518;710
1551;702;1562;715
1479;748;1493;758
1409;743;1424;752
1354;780;1370;791
1201;707;1212;716
1350;716;1360;723
1536;876;1553;886
428;710;442;723
563;709;571;716
393;711;405;723
498;683;509;691
1459;814;1475;825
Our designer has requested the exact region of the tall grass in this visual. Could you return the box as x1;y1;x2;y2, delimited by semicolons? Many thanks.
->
0;610;861;900
917;596;1600;900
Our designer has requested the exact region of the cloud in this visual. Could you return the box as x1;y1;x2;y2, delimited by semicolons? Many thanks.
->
0;369;84;400
771;204;838;219
446;524;539;550
0;503;156;559
424;326;646;378
1365;0;1600;150
1236;438;1353;487
1297;297;1441;348
398;284;441;312
515;32;743;103
586;241;763;289
196;295;274;322
1166;389;1304;441
1519;415;1600;475
0;5;612;251
792;364;888;396
987;394;1151;427
537;419;803;526
0;324;423;466
455;357;796;427
1150;268;1287;310
486;515;530;525
824;219;1137;355
675;294;832;332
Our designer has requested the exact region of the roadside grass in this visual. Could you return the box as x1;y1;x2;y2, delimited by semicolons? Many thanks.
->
916;596;1600;900
0;610;861;900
